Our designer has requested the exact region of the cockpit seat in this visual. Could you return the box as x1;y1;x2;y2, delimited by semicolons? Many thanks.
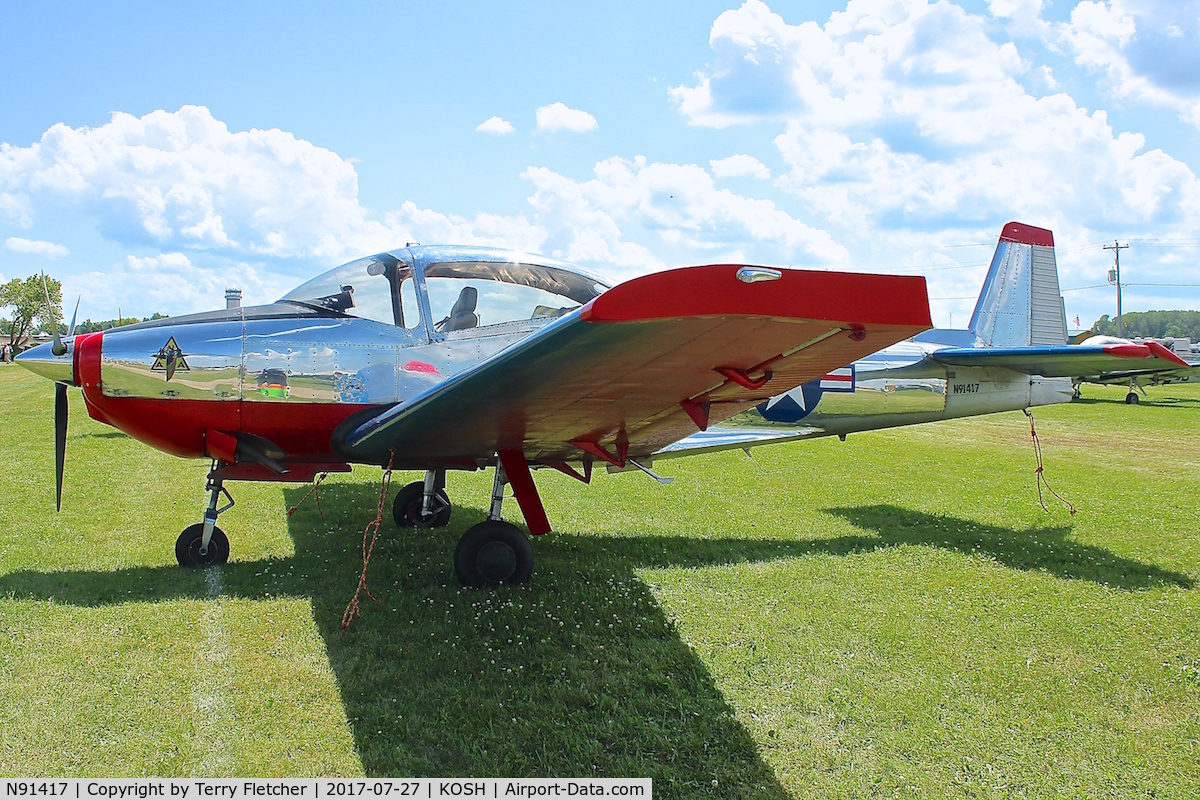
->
437;286;479;332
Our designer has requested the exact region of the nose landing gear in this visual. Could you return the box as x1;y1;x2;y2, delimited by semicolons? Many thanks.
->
176;466;234;568
393;469;452;528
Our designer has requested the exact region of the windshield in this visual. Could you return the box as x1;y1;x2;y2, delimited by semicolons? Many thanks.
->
279;256;414;326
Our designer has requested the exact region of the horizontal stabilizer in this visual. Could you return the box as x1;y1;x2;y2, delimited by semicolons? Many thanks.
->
931;339;1191;378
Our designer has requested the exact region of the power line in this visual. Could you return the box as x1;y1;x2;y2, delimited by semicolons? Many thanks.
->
1062;282;1200;292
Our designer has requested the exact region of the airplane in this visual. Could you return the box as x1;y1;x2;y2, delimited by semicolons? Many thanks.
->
16;247;932;584
1068;335;1197;404
648;222;1194;461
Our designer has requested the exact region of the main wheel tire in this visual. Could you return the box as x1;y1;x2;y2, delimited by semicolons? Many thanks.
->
1126;392;1139;404
176;523;230;568
454;521;534;587
392;481;452;528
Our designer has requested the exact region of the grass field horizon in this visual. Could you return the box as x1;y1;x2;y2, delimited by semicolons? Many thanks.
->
1;364;1198;797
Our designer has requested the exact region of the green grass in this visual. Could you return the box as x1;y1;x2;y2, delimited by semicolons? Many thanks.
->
1;363;1198;796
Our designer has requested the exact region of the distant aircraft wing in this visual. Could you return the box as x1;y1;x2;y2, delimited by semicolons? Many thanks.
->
648;426;813;460
929;339;1192;378
342;265;931;467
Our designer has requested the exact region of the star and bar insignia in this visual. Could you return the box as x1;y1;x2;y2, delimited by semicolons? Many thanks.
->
151;336;191;381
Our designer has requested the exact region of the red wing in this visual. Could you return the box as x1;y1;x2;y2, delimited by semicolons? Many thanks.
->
345;264;931;467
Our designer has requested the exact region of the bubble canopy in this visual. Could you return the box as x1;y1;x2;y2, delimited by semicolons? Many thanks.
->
279;245;611;329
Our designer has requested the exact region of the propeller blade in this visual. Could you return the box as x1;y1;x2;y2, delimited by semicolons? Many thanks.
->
54;382;67;512
68;295;81;337
42;273;66;357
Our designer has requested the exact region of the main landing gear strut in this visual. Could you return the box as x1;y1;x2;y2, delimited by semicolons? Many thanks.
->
394;453;548;587
176;465;234;568
453;461;535;587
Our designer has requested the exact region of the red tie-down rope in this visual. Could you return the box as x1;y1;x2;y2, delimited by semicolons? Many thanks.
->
286;472;329;520
1023;408;1076;516
342;451;395;630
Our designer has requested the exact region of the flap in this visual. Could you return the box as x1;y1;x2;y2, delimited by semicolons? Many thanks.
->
342;264;931;467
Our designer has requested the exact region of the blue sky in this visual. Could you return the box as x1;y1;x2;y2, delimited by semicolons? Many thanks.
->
2;0;1198;329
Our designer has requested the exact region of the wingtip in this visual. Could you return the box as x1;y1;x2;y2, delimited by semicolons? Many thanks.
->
1144;339;1191;367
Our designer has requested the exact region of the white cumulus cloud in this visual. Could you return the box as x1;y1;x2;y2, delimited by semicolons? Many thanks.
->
667;0;1200;325
476;116;515;135
535;102;598;133
5;236;69;258
384;201;546;253
0;105;392;260
0;106;547;264
671;0;1200;234
63;252;288;317
710;154;771;179
1059;0;1200;129
522;155;847;280
0;106;558;315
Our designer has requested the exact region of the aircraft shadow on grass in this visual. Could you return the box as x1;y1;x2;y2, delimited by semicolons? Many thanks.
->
1072;396;1200;409
825;504;1192;590
0;482;791;795
0;485;1189;787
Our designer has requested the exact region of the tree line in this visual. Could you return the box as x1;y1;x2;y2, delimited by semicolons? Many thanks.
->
2;273;165;350
1091;310;1200;339
73;313;169;333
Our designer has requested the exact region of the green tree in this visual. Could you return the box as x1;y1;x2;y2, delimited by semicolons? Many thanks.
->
0;274;62;351
74;312;168;334
1089;310;1200;340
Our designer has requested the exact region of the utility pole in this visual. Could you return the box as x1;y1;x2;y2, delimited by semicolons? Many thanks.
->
1104;240;1129;335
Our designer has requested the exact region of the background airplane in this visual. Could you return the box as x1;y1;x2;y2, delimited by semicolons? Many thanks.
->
652;222;1193;460
1069;334;1197;404
16;248;931;584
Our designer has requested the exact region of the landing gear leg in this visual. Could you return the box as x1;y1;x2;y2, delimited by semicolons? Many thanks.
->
1126;380;1145;405
488;461;508;522
176;465;234;568
454;460;535;587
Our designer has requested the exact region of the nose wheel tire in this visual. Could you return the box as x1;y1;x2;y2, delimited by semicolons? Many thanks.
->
1126;392;1139;404
393;481;452;528
176;523;230;568
454;521;534;587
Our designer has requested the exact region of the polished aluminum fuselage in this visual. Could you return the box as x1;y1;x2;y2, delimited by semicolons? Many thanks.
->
97;310;545;408
19;245;610;468
745;331;1074;438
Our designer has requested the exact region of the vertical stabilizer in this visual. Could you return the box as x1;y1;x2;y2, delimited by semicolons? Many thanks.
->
969;222;1067;348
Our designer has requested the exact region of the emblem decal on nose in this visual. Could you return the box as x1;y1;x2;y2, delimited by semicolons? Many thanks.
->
151;336;191;381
